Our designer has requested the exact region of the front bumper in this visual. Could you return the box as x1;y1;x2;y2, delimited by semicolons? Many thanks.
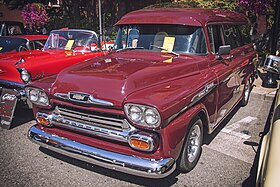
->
0;79;25;129
0;79;26;101
28;126;176;178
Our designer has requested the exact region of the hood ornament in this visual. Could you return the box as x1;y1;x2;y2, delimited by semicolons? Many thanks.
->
54;92;113;106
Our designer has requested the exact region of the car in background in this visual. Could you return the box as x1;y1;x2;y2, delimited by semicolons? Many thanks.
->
26;8;257;178
256;55;280;187
0;35;48;53
0;29;107;129
0;21;26;36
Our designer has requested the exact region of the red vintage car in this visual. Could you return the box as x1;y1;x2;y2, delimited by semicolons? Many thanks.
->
0;29;106;128
27;9;257;178
0;35;48;53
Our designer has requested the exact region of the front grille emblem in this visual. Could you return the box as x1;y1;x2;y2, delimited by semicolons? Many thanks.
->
54;92;113;106
69;92;89;102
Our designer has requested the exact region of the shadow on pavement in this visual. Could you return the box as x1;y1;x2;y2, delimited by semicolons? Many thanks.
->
203;105;241;145
40;147;179;186
10;106;34;129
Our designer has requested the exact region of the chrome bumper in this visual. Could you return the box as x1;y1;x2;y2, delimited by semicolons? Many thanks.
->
0;79;25;90
28;126;176;178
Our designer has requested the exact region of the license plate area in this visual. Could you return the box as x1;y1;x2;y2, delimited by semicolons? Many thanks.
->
0;88;18;129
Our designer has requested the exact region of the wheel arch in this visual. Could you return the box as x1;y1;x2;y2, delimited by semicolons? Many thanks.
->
196;109;211;138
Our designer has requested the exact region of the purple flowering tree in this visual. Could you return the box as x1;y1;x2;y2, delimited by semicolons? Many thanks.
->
237;0;271;15
237;0;276;35
21;3;49;33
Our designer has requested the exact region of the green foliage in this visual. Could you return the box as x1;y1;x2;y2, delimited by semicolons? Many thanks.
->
146;0;238;10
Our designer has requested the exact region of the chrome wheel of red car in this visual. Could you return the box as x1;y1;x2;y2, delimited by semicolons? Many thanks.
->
178;117;203;172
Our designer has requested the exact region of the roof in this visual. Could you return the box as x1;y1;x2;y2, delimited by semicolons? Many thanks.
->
116;8;249;27
1;35;48;41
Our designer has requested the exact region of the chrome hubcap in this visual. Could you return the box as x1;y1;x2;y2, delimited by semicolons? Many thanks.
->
187;124;202;163
244;82;250;102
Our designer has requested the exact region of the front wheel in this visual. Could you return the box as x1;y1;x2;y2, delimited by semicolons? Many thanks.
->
177;116;203;173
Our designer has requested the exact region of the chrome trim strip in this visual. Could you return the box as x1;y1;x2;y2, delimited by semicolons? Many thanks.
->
88;95;114;106
54;93;68;99
190;82;217;104
37;112;135;143
54;92;113;106
167;82;217;123
28;126;176;178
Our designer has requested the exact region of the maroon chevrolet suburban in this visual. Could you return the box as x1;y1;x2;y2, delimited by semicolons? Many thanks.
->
26;8;257;178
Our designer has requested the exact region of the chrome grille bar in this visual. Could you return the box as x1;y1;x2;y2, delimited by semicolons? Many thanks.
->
54;106;128;130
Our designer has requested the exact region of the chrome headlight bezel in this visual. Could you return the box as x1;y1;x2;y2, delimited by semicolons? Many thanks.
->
124;103;161;129
25;87;50;106
17;68;31;83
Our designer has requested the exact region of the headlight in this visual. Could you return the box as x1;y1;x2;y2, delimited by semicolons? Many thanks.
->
17;68;31;83
25;87;49;106
124;104;161;128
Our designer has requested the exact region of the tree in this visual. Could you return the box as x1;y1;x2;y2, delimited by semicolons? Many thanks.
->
146;0;237;10
21;3;49;33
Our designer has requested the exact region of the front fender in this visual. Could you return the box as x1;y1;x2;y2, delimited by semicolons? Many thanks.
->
124;73;204;121
158;103;209;160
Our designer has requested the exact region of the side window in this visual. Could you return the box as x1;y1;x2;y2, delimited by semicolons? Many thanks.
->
222;25;242;49
207;25;223;54
114;26;128;49
238;24;251;45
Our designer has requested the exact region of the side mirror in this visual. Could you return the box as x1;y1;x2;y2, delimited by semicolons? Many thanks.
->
216;45;231;61
218;45;231;56
263;55;280;74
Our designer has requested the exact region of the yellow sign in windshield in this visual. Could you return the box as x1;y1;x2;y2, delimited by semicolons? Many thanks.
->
0;47;3;51
162;37;175;52
65;40;75;50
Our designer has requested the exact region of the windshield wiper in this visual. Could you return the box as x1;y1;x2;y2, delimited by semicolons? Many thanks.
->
116;47;144;52
150;45;179;56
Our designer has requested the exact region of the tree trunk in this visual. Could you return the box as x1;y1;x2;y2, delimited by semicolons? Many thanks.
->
72;0;81;28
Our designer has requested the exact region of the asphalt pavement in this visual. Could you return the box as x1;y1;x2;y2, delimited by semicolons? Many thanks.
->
0;75;277;187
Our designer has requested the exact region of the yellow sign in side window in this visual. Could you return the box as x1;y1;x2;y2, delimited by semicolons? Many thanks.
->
0;47;3;51
65;40;75;50
162;37;175;52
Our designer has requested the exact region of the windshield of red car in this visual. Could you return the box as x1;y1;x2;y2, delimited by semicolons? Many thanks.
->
113;24;207;55
43;30;99;52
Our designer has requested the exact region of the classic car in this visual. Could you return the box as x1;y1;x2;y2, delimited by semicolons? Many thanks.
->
0;35;48;53
0;29;107;128
0;21;26;36
256;55;280;187
27;8;257;178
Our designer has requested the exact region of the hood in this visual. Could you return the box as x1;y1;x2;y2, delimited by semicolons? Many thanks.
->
0;49;82;64
51;51;201;107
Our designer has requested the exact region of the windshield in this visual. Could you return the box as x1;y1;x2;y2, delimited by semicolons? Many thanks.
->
0;37;27;53
113;24;207;55
44;30;99;52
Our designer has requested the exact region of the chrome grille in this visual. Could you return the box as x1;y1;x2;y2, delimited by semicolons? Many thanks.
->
53;106;128;131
